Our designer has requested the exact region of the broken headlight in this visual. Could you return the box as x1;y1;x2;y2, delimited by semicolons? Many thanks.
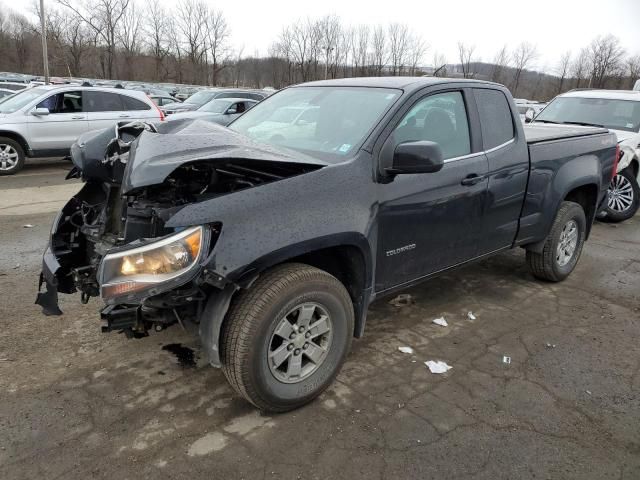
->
99;226;205;300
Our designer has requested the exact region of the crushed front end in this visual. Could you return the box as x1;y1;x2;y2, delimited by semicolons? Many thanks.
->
36;119;323;342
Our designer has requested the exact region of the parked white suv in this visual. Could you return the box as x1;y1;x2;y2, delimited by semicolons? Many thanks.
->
0;85;163;175
531;89;640;221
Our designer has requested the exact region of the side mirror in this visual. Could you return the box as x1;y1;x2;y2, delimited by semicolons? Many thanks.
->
32;107;50;116
386;141;444;175
524;108;535;123
225;107;237;115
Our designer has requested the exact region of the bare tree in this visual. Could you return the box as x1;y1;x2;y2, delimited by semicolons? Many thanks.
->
318;15;340;79
587;35;625;88
511;42;537;96
204;7;230;85
57;0;131;79
627;55;640;89
176;0;207;83
570;48;589;88
144;2;170;81
388;23;409;75
556;51;571;94
490;45;509;83
407;33;427;75
370;24;386;75
117;1;141;80
457;42;476;78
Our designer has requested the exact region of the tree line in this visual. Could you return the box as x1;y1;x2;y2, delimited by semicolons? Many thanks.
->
0;0;638;100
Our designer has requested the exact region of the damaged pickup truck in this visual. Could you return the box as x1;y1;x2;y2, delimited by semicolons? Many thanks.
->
37;78;618;412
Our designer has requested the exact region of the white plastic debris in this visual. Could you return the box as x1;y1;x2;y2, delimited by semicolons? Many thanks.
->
398;346;414;354
425;360;452;374
503;356;511;364
545;343;556;349
389;293;413;307
432;317;448;327
467;311;476;320
22;224;35;228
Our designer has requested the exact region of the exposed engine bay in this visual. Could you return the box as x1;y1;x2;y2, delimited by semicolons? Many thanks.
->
37;119;324;336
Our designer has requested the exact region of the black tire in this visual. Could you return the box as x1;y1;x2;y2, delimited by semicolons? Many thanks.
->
602;167;639;222
0;137;25;176
526;201;586;282
220;263;354;412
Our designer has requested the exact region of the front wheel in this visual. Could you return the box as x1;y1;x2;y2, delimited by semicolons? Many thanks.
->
220;263;354;412
526;201;586;282
603;167;639;222
0;137;25;176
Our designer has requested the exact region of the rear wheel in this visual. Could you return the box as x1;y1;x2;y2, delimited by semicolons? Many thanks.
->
0;137;25;176
220;263;354;412
603;167;639;222
526;201;586;282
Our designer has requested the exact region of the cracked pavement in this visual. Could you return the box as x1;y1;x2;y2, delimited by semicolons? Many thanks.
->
1;159;639;479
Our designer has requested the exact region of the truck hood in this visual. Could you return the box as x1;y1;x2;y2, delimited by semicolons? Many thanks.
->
71;118;328;193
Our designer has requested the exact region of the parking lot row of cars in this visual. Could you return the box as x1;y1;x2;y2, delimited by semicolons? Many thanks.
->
0;73;274;175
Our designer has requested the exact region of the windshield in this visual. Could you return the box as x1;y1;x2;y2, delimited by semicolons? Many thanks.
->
536;97;640;132
185;90;217;106
229;86;401;161
200;99;233;113
0;87;47;113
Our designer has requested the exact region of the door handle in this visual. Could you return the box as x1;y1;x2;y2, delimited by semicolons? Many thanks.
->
71;115;84;120
461;174;486;186
119;114;131;118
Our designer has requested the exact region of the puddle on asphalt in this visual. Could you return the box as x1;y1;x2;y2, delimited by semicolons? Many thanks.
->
162;343;197;368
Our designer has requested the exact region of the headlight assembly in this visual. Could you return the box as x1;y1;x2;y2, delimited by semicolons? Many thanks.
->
99;226;205;301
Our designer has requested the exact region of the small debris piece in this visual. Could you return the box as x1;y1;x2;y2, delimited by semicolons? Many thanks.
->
23;224;35;228
398;346;414;354
467;311;476;320
545;343;556;349
432;317;448;327
503;356;511;364
586;390;592;395
425;360;452;374
389;294;413;307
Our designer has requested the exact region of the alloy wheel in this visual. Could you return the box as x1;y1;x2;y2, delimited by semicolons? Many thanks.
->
607;173;634;213
556;219;578;267
0;144;19;171
268;302;333;384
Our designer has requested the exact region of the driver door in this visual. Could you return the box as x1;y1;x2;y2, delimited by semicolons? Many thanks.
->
27;90;88;152
376;89;489;291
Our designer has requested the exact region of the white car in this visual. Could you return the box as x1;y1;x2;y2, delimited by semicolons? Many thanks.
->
0;85;164;175
531;89;640;221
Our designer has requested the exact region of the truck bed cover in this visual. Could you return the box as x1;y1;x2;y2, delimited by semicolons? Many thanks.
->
524;124;610;144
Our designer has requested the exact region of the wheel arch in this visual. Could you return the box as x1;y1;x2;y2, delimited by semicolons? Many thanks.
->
0;130;30;156
200;234;374;367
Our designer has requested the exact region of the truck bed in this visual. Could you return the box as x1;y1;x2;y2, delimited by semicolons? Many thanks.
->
524;124;610;144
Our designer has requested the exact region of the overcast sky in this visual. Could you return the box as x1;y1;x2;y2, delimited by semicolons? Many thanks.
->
14;0;640;74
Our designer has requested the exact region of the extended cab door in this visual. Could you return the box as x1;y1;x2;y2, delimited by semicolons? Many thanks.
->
472;88;530;254
376;89;489;291
26;90;88;152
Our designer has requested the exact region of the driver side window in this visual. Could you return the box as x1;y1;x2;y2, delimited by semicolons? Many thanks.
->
393;91;471;160
37;91;82;114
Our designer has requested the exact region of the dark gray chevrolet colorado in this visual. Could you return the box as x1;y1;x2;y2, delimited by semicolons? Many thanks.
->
37;77;618;411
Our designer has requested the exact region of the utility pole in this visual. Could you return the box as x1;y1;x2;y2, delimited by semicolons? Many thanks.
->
39;0;50;84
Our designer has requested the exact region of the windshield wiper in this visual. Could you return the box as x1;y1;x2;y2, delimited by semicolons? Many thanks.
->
532;119;559;124
560;121;605;128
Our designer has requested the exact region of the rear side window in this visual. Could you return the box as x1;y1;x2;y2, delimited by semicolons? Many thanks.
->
85;91;125;112
474;89;515;149
122;95;151;111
